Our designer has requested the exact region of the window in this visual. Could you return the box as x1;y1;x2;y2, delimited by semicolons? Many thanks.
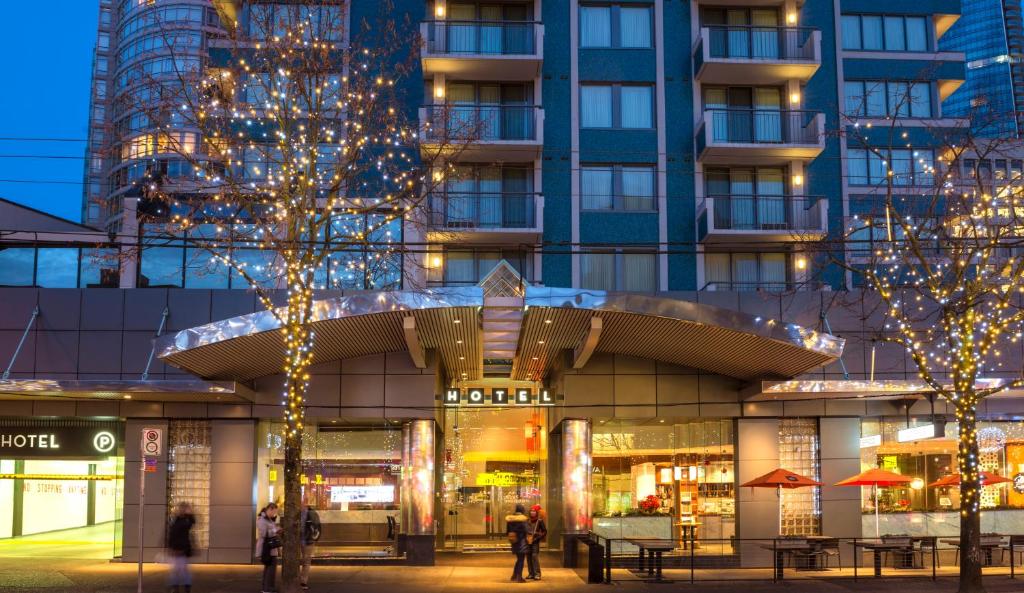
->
704;252;789;291
438;249;532;286
579;4;652;49
36;249;79;288
844;81;932;118
841;15;929;51
0;248;35;286
580;251;657;292
581;165;656;211
847;148;935;186
580;84;654;129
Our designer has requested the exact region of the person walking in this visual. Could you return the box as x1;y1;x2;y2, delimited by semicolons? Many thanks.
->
299;504;322;590
166;502;195;593
505;503;530;583
256;503;281;593
525;506;547;580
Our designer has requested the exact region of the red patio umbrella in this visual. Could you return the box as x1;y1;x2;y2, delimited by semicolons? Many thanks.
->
741;469;821;535
836;468;913;537
928;471;1013;488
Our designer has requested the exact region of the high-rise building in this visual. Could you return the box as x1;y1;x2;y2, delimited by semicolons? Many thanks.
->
941;0;1023;137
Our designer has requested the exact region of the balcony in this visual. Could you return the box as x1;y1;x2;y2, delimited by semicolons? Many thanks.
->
698;195;827;242
701;280;824;292
421;20;544;80
426;192;543;243
693;26;821;85
696;109;825;164
420;104;543;162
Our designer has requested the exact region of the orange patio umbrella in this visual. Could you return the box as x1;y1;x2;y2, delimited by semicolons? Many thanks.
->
928;471;1013;488
741;469;821;535
836;468;913;537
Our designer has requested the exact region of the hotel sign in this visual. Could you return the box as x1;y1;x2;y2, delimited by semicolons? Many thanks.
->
442;388;558;406
0;425;121;458
896;422;945;443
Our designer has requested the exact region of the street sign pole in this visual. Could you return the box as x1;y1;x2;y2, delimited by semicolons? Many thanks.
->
137;428;163;593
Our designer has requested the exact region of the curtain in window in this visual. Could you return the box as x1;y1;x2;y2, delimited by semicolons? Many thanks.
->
844;82;864;116
622;167;655;210
502;168;531;227
910;82;931;117
447;83;477;138
751;10;779;59
732;253;759;290
478;251;501;280
446;171;476;227
581;85;613;128
729;169;755;229
479;5;502;54
905;17;927;51
848;149;868;185
478;167;502;227
704;254;731;289
760;253;787;290
916;151;935;187
581;167;614;209
841;16;861;50
621;86;652;128
580;253;616;291
726;9;749;58
757;168;786;228
478;84;502;140
891;149;912;186
620;7;651;48
580;6;611;47
883;16;905;51
623;253;657;291
868;151;887;184
705;89;729;142
887;82;910;118
754;88;782;142
448;4;478;52
862;16;883;50
865;82;886;116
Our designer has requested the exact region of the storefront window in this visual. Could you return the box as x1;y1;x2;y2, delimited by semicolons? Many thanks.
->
441;407;548;550
592;419;735;554
860;418;1024;535
257;422;402;558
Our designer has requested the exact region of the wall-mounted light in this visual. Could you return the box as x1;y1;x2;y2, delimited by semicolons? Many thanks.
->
436;4;445;17
787;12;798;25
792;174;804;187
790;92;801;106
434;86;445;99
430;255;443;269
795;256;807;270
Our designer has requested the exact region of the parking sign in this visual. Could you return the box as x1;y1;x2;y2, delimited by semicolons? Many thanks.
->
141;428;162;456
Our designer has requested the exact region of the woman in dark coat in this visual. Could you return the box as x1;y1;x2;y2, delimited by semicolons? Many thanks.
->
505;503;530;583
166;502;196;593
525;507;547;580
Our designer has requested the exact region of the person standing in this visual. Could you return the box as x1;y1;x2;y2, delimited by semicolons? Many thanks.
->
525;506;547;580
299;504;322;590
505;504;529;583
166;502;195;593
256;503;281;593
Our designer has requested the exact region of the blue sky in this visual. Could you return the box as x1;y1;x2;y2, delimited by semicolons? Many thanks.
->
0;2;99;222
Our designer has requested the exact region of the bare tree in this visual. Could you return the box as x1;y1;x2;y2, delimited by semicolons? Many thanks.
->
839;86;1024;593
117;2;472;590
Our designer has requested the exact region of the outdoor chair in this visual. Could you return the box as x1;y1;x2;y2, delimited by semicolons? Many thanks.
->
914;537;939;568
818;537;841;570
1000;535;1024;566
880;536;914;568
953;535;1004;566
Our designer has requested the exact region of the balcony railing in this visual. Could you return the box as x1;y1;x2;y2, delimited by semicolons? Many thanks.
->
421;104;540;142
424;20;540;55
705;26;818;61
428;192;538;230
703;195;825;231
702;280;825;292
703;109;821;145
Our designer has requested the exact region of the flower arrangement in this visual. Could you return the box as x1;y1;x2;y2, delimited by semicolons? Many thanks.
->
639;495;661;514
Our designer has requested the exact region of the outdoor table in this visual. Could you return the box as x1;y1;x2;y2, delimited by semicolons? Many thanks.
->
854;541;915;577
626;538;676;582
759;540;819;580
674;522;701;550
940;537;1004;566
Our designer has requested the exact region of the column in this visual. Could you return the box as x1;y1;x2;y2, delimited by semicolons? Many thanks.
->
736;418;781;568
561;418;592;558
403;419;435;565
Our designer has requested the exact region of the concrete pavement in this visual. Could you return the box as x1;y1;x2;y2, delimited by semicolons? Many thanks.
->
3;555;1024;592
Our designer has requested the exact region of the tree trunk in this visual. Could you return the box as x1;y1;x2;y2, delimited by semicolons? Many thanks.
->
278;278;313;593
958;406;986;593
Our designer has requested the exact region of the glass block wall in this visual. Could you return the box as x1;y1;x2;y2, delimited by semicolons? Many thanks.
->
779;418;821;536
167;420;212;549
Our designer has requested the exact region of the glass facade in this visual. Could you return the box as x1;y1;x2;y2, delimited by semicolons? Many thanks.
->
167;420;211;551
0;247;119;288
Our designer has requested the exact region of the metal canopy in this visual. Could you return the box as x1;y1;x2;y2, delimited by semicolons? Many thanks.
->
156;287;842;384
157;288;483;381
745;378;1024;401
0;379;254;403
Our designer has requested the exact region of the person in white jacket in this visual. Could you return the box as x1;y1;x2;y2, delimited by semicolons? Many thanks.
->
255;503;281;593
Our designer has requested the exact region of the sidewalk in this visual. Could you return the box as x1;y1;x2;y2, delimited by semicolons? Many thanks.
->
3;556;1024;592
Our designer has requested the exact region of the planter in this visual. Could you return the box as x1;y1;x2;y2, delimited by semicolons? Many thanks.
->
593;515;673;554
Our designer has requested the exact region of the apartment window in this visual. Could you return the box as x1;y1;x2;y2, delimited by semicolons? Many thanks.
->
841;14;928;51
580;251;657;292
844;81;932;118
580;84;654;129
441;249;532;286
581;165;656;211
704;252;789;291
847;148;935;186
579;4;653;49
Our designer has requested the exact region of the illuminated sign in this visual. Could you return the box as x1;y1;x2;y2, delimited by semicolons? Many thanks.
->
330;485;395;503
1014;473;1024;495
475;471;520;487
859;435;882;448
896;423;944;443
442;388;558;406
0;423;121;458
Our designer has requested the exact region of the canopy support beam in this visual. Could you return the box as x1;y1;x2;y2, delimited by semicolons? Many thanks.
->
573;317;603;369
2;306;39;380
403;316;427;369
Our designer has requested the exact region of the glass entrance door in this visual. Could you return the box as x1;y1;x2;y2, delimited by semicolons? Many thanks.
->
441;407;548;550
